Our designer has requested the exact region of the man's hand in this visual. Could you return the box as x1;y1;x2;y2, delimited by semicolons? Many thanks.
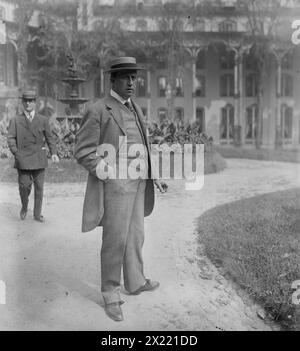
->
51;155;59;163
154;179;168;193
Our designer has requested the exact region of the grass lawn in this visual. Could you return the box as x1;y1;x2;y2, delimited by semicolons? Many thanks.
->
196;189;300;330
215;146;300;163
0;148;226;183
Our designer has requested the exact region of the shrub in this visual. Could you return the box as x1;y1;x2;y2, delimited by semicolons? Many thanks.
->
48;119;78;159
148;120;214;150
0;118;11;159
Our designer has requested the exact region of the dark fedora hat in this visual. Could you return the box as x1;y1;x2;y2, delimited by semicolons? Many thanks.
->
104;57;145;73
20;90;37;100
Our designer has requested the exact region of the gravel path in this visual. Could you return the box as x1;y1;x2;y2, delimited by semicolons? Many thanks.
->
0;159;299;331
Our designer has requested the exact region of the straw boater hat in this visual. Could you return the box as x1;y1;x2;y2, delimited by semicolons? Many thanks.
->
20;90;37;100
104;57;145;73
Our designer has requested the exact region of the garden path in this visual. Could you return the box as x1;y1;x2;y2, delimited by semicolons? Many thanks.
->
0;159;299;330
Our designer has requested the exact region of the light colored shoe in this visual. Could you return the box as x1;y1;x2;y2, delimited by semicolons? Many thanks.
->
130;279;160;295
104;302;123;322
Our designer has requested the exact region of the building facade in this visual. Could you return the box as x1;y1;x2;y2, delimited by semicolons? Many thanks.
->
77;0;300;149
1;0;300;149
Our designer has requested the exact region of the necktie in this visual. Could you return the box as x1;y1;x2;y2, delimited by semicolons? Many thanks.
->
27;112;34;122
124;100;134;112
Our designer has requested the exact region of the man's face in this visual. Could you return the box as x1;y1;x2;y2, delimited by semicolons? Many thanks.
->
111;70;137;100
22;99;36;113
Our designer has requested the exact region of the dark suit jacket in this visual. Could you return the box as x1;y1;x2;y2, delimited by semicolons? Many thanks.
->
7;112;57;170
74;95;155;233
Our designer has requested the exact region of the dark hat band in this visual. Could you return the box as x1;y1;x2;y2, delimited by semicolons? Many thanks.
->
112;63;138;69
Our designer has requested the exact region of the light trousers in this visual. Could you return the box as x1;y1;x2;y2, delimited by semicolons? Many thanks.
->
101;178;147;305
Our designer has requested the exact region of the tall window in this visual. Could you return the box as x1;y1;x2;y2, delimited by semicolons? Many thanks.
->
6;43;18;86
220;49;235;69
246;74;257;97
38;81;54;98
0;49;5;83
0;6;5;20
158;107;167;124
136;18;147;31
195;75;205;97
175;107;184;123
282;52;293;70
281;104;293;141
94;75;101;98
196;50;205;69
281;73;293;97
175;19;184;32
220;104;234;141
158;76;167;97
175;77;183;97
245;105;258;141
193;19;205;32
196;107;205;133
245;53;257;70
92;19;105;31
219;19;237;32
82;2;88;26
136;75;146;97
156;53;166;69
220;74;234;97
137;0;144;10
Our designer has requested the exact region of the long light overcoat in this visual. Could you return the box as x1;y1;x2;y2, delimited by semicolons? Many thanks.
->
74;95;155;233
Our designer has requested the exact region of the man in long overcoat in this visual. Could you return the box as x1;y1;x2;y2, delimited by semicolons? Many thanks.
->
74;57;167;322
7;90;59;222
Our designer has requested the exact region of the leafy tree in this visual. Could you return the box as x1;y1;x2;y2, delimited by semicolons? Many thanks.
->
12;0;39;89
30;0;125;103
241;0;294;148
155;1;189;122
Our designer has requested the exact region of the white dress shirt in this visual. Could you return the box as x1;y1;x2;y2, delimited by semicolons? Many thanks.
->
110;89;131;106
24;110;35;122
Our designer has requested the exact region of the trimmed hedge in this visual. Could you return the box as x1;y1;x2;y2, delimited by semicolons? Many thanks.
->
215;145;300;163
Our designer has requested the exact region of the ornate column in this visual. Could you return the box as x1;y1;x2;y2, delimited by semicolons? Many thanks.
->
129;39;164;122
98;46;110;97
185;46;203;122
226;40;252;147
238;53;244;146
233;52;241;146
270;45;293;148
100;68;104;96
275;57;282;148
146;67;151;122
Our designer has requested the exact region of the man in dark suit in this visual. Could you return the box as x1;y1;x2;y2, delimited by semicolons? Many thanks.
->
74;57;167;322
7;90;59;222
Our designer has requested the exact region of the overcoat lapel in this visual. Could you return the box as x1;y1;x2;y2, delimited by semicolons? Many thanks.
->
105;96;126;135
131;100;147;139
28;113;41;138
20;113;29;129
21;112;40;138
131;100;151;153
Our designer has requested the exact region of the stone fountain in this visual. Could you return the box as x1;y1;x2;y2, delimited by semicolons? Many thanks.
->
58;53;89;124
